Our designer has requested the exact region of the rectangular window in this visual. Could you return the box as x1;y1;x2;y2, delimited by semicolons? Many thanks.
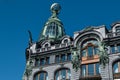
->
61;54;66;62
46;57;50;64
88;64;94;76
111;46;115;54
40;58;45;65
117;45;120;53
94;47;98;55
81;65;86;77
88;46;93;56
35;58;39;66
96;63;100;75
81;63;99;77
67;53;71;61
55;55;59;63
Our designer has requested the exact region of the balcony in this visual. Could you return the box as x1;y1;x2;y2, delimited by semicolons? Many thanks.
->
80;75;101;80
81;55;99;64
114;73;120;79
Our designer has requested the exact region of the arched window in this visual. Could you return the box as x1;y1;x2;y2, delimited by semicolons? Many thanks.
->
116;26;120;32
113;61;120;80
55;68;71;80
116;26;120;35
45;22;58;37
81;39;98;57
80;39;101;80
44;44;49;48
34;71;48;80
64;39;68;44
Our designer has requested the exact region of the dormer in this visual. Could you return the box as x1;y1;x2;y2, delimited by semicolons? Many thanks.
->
111;22;120;36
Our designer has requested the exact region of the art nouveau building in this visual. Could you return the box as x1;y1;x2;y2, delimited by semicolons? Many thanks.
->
22;3;120;80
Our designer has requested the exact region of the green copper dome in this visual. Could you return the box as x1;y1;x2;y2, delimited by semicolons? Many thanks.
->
38;3;65;42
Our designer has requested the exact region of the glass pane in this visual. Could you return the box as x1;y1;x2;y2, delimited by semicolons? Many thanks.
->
55;69;70;80
46;57;50;64
68;69;71;79
88;64;94;76
61;54;66;61
88;46;93;56
56;55;59;63
113;62;118;73
116;27;120;32
64;39;68;43
61;69;66;79
35;58;39;66
55;71;59;80
67;53;71;60
81;65;86;77
34;75;38;80
117;45;120;52
111;46;115;54
40;73;44;80
45;22;57;37
82;50;86;57
40;58;45;65
56;24;58;35
94;47;98;55
46;73;48;80
96;63;100;75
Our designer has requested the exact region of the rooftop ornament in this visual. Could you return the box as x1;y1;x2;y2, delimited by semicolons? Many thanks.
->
50;3;61;18
39;3;65;42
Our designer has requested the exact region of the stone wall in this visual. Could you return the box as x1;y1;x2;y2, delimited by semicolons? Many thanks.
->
29;62;80;80
100;53;120;80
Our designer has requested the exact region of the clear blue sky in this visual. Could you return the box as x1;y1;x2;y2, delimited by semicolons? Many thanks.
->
0;0;120;80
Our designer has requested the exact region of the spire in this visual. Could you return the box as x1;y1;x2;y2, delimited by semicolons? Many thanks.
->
38;3;65;42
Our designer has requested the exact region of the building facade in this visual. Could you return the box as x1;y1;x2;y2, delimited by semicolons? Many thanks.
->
22;3;120;80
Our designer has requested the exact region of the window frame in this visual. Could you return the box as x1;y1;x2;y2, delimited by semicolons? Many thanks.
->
81;43;98;57
81;63;100;77
54;68;71;80
34;71;48;80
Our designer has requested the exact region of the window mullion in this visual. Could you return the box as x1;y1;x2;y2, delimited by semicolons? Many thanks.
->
86;65;88;76
94;64;96;75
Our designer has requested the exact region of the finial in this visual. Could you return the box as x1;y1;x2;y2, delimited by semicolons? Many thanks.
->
50;3;61;18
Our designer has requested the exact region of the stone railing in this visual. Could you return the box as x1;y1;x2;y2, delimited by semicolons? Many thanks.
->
36;42;73;53
107;32;120;38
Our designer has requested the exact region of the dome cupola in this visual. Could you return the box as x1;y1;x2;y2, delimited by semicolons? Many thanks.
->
38;3;65;42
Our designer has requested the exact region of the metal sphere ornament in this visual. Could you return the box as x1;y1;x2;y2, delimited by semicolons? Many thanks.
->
50;3;61;14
